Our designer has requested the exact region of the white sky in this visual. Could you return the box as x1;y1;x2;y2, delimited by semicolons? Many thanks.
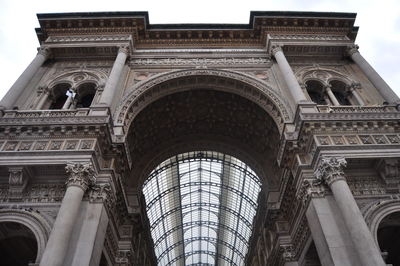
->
0;0;399;99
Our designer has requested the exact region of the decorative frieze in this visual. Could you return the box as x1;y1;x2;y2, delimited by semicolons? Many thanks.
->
129;57;272;67
0;184;65;203
65;162;96;191
268;34;350;42
314;134;400;147
347;178;386;196
0;139;96;152
46;35;132;43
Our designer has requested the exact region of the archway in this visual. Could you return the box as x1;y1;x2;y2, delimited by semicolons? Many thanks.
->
0;222;38;266
125;89;282;190
123;77;284;264
114;69;292;135
377;211;400;265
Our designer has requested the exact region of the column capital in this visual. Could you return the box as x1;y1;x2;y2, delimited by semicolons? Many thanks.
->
296;178;325;206
349;82;361;91
346;44;360;56
299;83;307;90
271;45;283;56
37;86;50;94
89;182;114;206
37;47;51;58
118;45;130;55
322;84;333;94
315;157;347;186
65;162;96;191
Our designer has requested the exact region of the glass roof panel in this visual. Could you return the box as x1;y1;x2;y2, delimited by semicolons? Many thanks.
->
143;151;261;265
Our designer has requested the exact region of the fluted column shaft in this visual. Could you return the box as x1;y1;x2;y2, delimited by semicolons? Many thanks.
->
348;45;399;103
40;163;95;266
315;157;385;266
0;47;50;110
99;46;129;106
272;46;307;103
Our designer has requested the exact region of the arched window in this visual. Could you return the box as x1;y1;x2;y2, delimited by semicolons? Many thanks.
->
330;80;351;105
75;83;96;108
305;80;327;105
49;83;70;109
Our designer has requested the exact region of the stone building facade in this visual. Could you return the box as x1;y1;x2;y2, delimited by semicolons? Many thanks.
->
0;11;398;266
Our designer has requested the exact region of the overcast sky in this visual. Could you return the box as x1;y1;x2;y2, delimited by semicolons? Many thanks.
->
0;0;399;99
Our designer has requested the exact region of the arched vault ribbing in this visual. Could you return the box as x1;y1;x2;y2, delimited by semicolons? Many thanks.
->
114;68;293;135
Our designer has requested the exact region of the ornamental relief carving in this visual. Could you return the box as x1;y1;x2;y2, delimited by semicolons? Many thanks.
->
65;162;96;191
315;157;347;185
0;139;96;152
314;134;400;147
45;69;108;91
114;69;292;134
46;35;132;43
296;178;326;206
295;66;355;85
0;184;66;203
129;57;272;67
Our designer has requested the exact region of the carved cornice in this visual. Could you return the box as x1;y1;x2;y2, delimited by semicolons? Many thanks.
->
65;162;96;191
37;12;357;48
315;157;347;186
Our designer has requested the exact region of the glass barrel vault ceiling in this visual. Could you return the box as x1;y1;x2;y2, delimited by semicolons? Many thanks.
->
143;151;262;266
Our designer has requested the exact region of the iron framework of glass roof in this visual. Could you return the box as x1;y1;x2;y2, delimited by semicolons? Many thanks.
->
142;151;262;266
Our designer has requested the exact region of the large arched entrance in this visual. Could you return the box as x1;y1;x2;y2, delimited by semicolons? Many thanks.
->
123;74;285;265
0;221;38;266
377;211;400;265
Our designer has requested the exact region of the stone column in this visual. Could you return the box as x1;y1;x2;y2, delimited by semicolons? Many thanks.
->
0;47;51;110
272;46;307;103
324;85;340;106
67;184;110;266
315;157;385;266
62;89;75;110
40;163;95;266
348;83;365;105
299;179;359;266
99;46;129;106
347;45;399;103
35;87;50;110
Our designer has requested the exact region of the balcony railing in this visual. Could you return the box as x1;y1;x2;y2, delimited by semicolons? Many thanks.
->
317;105;398;113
